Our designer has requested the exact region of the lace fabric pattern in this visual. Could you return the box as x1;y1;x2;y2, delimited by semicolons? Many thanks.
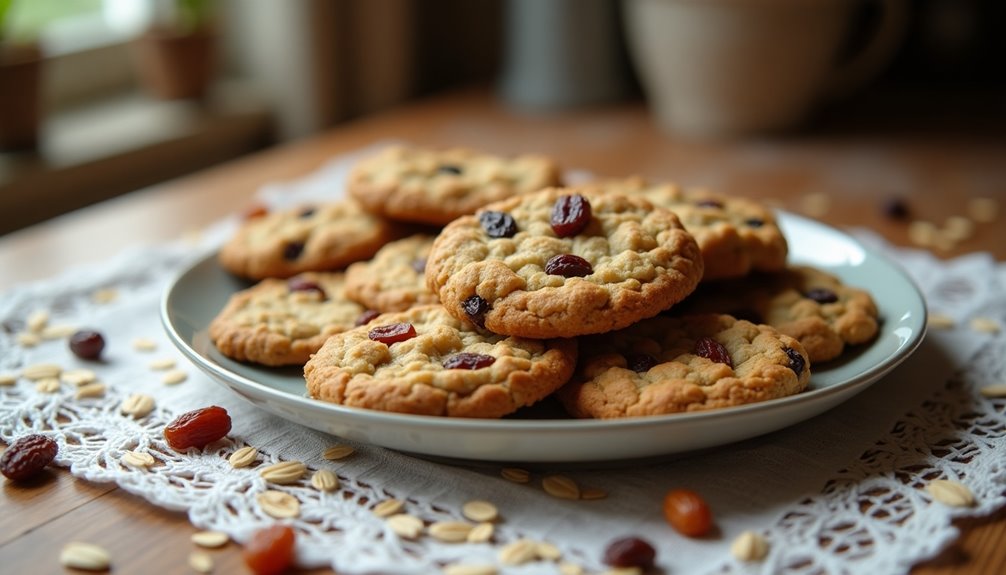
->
1;152;1004;575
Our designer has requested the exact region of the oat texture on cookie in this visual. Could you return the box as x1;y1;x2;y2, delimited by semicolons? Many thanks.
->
425;187;704;338
303;305;577;418
558;314;810;418
346;145;563;225
209;272;365;366
344;234;439;312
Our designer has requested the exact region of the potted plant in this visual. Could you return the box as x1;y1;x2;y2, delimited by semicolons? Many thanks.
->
0;0;42;151
132;0;216;100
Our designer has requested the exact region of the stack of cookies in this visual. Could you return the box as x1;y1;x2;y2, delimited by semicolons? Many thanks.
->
209;145;879;419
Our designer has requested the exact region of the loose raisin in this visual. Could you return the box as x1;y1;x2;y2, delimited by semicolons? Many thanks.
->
164;406;232;451
355;310;381;326
368;323;417;345
283;242;305;261
603;536;656;569
694;336;733;368
0;434;58;481
437;164;462;175
442;352;496;370
244;524;296;575
544;254;593;278
626;353;658;373
663;488;714;537
287;277;326;298
411;258;427;274
882;197;910;220
479;211;518;238
298;207;316;219
745;218;765;227
784;347;806;375
462;295;490;329
550;194;592;237
69;329;105;360
804;288;838;304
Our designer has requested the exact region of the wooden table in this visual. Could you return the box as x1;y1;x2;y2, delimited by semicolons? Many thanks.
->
1;89;1004;574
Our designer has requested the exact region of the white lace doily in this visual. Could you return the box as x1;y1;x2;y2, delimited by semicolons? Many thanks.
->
2;150;1004;575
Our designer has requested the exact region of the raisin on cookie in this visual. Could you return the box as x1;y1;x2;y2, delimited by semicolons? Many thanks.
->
590;176;787;281
344;234;439;312
303;305;577;418
347;145;563;225
209;273;367;366
219;200;395;279
425;187;704;339
677;265;879;362
558;314;810;419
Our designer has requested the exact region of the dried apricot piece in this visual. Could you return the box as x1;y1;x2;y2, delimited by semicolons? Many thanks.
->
243;524;296;575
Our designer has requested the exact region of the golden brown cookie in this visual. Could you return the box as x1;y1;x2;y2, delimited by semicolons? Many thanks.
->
677;265;879;362
347;145;563;225
558;314;810;419
209;273;368;366
304;305;577;418
425;187;704;338
590;177;787;280
344;235;439;312
219;200;395;279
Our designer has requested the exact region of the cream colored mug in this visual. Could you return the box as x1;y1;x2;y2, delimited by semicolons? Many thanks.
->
624;0;907;137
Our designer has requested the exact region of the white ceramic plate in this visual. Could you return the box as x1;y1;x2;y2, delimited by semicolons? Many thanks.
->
161;212;926;463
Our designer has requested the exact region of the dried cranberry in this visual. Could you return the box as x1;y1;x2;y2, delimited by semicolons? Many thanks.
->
437;164;462;175
479;211;518;238
69;330;105;360
298;206;316;219
163;406;232;451
694;336;733;368
784;347;806;375
243;204;269;220
0;434;58;481
745;218;765;227
804;288;838;304
442;352;496;370
462;295;490;329
882;197;910;220
355;310;381;326
696;199;724;209
603;536;656;569
663;489;714;537
411;258;427;274
244;524;296;575
287;277;326;298
550;194;592;237
368;323;417;345
626;353;658;373
283;242;305;261
730;309;764;325
545;254;593;278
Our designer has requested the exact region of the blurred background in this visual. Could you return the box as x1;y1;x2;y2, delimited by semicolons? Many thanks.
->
0;0;1002;235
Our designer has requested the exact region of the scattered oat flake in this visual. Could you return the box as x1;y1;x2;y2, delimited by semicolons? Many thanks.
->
800;192;830;218
120;394;156;418
558;562;584;575
322;445;355;460
35;378;61;393
311;469;340;492
943;216;975;241
257;490;300;518
927;314;955;329
27;310;49;332
148;358;176;371
501;467;530;483
429;521;474;543
387;513;424;539
161;369;188;385
121;451;155;469
927;479;975;507
259;461;307;485
59;542;111;571
191;531;229;548
979;384;1006;398
372;498;405;517
467;522;494;543
443;564;497;575
969;317;1000;334
190;551;214;573
41;324;78;339
62;369;97;386
536;541;562;561
75;382;107;400
967;197;999;223
499;539;539;565
542;474;580;500
228;446;258;468
908;220;938;248
23;363;61;380
601;568;643;575
731;530;769;561
132;337;158;352
581;487;608;500
16;332;40;348
91;288;119;304
462;500;498;522
0;373;16;386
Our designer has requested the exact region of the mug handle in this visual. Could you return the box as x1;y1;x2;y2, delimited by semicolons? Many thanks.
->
825;0;909;99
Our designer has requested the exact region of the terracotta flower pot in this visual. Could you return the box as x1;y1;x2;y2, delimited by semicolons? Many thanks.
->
0;44;42;151
132;28;216;100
